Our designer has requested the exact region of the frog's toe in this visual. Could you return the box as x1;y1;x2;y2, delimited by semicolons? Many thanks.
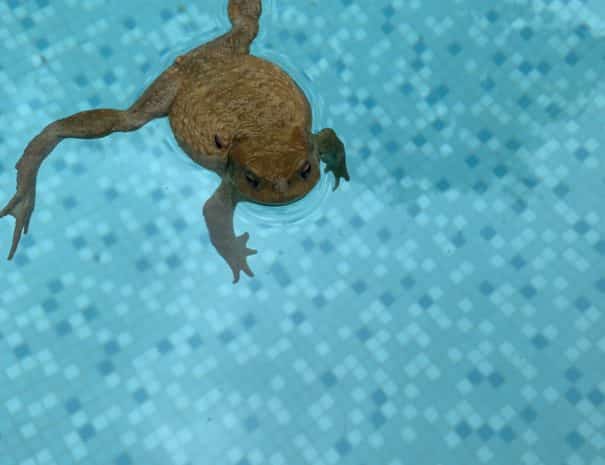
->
1;186;37;260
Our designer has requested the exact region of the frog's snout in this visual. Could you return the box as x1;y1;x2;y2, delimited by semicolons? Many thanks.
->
273;178;288;194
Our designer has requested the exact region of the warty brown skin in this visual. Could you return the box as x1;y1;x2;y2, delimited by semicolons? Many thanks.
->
0;0;350;283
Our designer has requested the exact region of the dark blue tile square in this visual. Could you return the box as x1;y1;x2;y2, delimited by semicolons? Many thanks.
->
566;431;585;449
55;320;72;336
356;326;371;342
588;389;604;406
78;423;96;441
242;313;256;329
188;334;203;349
97;360;115;375
520;406;537;423
321;371;337;387
335;437;352;456
488;372;504;388
380;292;394;307
531;333;548;349
157;339;174;354
13;344;31;360
500;426;516;442
65;397;81;414
244;415;259;431
133;388;149;404
520;285;537;299
565;367;582;382
371;411;386;428
104;340;120;356
372;389;387;405
468;369;483;385
455;421;472;438
82;305;99;321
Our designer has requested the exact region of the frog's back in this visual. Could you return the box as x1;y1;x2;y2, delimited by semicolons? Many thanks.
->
169;55;311;171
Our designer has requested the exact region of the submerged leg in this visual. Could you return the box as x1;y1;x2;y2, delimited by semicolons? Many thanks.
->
314;128;350;191
202;181;257;284
0;66;182;260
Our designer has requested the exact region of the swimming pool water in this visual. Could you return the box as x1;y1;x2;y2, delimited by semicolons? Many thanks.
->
0;1;604;464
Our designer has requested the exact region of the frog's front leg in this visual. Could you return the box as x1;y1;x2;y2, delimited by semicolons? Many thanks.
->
202;181;257;283
314;128;350;191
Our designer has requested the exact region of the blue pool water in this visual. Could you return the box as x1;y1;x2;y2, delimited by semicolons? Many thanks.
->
1;1;604;464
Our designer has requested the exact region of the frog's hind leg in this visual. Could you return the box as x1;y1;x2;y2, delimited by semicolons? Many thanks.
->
0;66;182;260
183;0;262;59
227;0;262;37
227;0;262;54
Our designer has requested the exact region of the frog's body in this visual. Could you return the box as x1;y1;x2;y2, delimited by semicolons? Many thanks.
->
169;54;318;205
0;0;349;283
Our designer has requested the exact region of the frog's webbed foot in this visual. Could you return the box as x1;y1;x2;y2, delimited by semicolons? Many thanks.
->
225;232;257;283
315;128;350;191
0;164;38;260
203;181;257;283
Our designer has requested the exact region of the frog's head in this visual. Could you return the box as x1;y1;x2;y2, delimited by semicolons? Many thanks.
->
225;126;320;205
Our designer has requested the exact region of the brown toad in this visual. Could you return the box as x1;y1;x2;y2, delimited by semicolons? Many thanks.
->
0;0;349;283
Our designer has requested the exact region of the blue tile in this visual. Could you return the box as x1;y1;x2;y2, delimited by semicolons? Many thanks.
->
187;334;203;349
13;344;31;360
97;360;115;376
78;423;96;442
371;411;387;428
356;326;371;342
565;367;582;382
587;389;604;406
320;371;337;388
115;453;133;465
334;437;352;456
244;415;259;431
132;388;149;404
270;262;292;287
455;421;472;438
566;431;585;449
157;339;174;354
372;389;387;405
64;397;81;414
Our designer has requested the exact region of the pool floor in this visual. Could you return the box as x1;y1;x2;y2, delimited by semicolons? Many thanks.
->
0;1;604;464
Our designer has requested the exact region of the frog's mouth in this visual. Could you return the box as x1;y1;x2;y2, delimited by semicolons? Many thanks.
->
247;192;306;207
239;170;321;206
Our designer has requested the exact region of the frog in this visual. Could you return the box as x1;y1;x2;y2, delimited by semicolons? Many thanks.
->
0;0;350;283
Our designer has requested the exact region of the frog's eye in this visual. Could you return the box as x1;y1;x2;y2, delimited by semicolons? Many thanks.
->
214;134;225;149
300;161;312;180
245;171;260;189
